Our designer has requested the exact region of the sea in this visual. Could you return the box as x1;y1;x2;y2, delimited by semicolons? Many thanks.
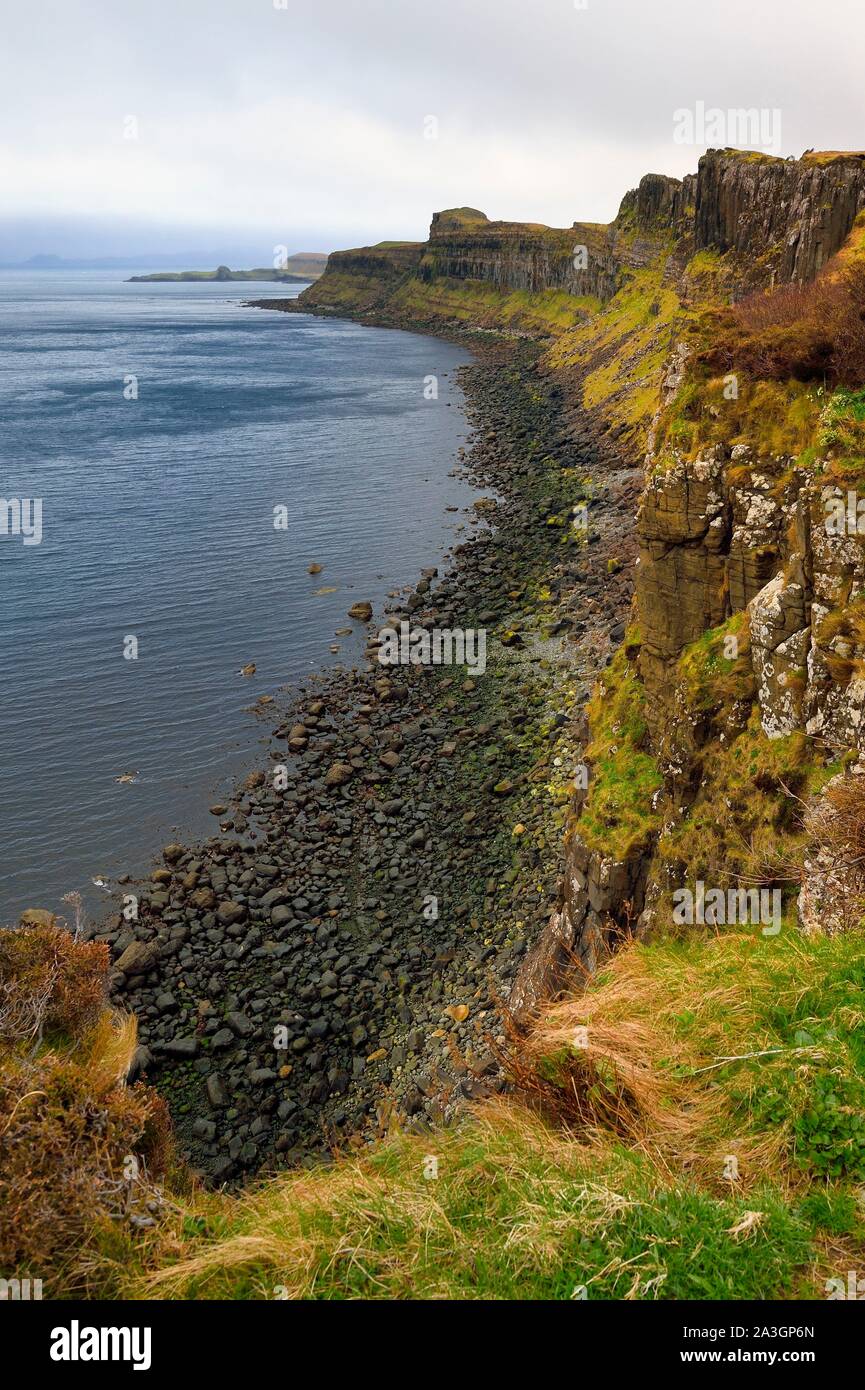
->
0;272;475;921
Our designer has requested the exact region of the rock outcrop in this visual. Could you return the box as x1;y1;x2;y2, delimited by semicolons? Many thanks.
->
635;454;865;752
511;831;649;1015
693;149;865;286
301;148;865;327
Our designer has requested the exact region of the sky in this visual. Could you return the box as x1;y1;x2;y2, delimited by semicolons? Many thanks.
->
1;0;864;264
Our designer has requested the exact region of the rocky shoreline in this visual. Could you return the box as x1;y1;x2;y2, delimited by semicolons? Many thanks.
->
85;332;637;1185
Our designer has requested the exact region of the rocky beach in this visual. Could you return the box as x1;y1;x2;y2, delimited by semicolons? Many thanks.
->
87;335;637;1183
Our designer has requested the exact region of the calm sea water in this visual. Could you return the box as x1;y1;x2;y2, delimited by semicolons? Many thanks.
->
0;272;474;921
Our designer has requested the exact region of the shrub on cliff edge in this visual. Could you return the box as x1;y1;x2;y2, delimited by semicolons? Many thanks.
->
0;922;171;1294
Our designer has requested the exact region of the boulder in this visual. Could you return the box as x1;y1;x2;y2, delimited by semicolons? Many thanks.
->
114;940;160;976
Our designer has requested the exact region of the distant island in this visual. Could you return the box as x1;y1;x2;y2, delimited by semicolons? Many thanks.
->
128;255;328;284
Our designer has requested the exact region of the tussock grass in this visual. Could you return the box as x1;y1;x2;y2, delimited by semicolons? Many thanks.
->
141;1098;814;1302
6;921;865;1300
105;930;865;1301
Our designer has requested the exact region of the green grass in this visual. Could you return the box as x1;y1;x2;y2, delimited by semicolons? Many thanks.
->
578;642;663;858
390;276;600;333
91;928;865;1301
815;386;865;483
147;1139;814;1301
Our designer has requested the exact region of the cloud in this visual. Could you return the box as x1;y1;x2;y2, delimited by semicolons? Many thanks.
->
1;0;863;255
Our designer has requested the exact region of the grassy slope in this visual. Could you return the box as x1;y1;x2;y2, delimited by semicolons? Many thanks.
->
94;929;865;1300
545;266;683;448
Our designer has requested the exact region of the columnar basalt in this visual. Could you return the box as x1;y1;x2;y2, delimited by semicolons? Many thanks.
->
299;148;865;329
279;146;865;1010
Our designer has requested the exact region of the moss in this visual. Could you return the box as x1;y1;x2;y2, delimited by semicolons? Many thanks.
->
298;269;396;313
579;645;663;858
389;275;600;333
546;266;682;450
802;150;865;166
814;590;865;686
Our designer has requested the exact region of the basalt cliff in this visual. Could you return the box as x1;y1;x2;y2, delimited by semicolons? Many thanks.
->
297;147;865;1006
305;148;865;317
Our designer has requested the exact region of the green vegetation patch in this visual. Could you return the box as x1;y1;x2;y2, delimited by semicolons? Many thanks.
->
121;929;865;1301
676;611;754;715
579;641;663;858
390;275;600;333
546;266;683;450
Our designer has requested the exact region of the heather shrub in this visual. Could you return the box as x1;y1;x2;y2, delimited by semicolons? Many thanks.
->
701;247;865;386
0;1046;171;1280
0;923;107;1047
0;924;171;1294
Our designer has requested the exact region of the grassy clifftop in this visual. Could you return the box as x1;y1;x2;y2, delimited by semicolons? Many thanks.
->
294;149;865;453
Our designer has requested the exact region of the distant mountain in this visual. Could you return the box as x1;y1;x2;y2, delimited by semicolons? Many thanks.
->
0;253;214;270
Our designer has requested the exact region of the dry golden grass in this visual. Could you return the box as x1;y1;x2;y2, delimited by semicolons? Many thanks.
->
140;931;850;1301
804;771;865;877
143;1100;647;1300
515;937;794;1188
5;919;863;1301
85;1010;139;1088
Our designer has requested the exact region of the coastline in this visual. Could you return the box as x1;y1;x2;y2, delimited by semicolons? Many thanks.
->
0;281;476;924
87;324;637;1184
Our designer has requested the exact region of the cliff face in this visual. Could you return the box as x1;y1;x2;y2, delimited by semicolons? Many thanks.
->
295;149;865;1011
301;174;684;320
509;156;865;1011
302;149;865;329
693;150;865;285
636;453;865;746
517;434;865;1010
297;241;423;314
418;207;620;301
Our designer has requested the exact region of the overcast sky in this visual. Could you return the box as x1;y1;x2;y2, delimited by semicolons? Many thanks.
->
2;0;864;262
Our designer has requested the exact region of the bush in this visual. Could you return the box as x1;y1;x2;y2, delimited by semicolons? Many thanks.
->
0;924;107;1046
701;250;865;387
0;1048;171;1280
0;925;171;1294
